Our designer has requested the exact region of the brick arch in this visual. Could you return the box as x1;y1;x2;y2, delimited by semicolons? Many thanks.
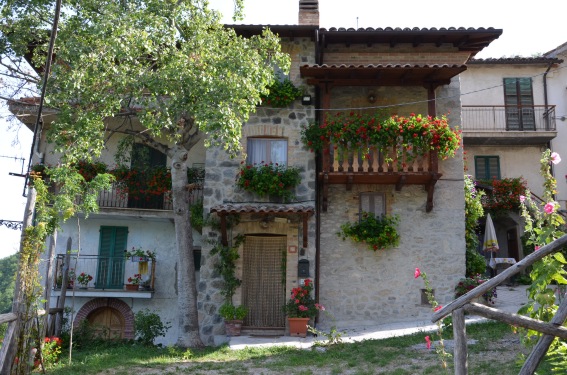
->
74;298;135;339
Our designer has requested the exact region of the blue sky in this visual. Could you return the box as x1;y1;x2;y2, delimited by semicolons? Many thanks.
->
1;0;566;258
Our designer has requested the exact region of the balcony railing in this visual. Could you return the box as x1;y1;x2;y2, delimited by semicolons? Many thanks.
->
78;181;203;210
320;144;441;212
53;254;155;291
462;105;556;132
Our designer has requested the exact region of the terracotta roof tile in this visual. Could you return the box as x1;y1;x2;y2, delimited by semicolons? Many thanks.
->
210;203;315;215
468;57;563;65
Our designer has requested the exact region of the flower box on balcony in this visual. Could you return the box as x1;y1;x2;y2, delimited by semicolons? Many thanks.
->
301;112;461;212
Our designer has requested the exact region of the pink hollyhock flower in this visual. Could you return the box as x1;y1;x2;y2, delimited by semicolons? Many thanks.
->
535;245;541;251
425;336;432;349
551;152;561;165
315;303;325;311
519;195;525;203
414;267;421;279
434;305;443;312
544;202;556;214
298;305;308;311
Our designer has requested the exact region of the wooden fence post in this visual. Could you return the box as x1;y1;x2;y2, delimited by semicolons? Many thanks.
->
453;308;468;375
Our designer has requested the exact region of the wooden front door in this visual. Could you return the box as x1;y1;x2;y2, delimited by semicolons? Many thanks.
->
242;235;286;328
87;307;125;340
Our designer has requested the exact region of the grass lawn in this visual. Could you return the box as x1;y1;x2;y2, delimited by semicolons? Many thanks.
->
40;321;556;375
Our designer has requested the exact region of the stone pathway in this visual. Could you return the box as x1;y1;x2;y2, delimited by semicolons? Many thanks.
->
228;284;531;350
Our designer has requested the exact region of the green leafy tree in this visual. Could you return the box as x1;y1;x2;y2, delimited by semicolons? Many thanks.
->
0;254;18;314
1;0;290;348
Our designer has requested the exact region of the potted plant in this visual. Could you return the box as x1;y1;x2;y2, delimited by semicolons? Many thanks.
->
235;162;301;203
126;273;142;291
124;247;156;262
259;77;302;107
219;303;248;336
76;272;93;289
337;212;400;251
455;274;497;304
284;278;322;337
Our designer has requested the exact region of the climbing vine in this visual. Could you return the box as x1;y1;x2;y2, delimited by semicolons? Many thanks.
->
518;150;567;371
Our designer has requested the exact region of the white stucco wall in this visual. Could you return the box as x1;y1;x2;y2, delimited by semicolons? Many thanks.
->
460;64;549;106
547;48;567;210
46;213;187;345
464;145;546;197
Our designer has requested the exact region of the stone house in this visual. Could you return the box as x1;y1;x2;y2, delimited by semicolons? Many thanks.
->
10;0;504;346
459;55;563;265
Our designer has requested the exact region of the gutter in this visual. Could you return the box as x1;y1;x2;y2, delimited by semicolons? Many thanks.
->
543;62;555;179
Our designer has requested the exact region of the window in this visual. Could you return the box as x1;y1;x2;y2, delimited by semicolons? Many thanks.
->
359;192;385;219
129;144;167;209
474;156;500;180
246;138;287;165
503;78;535;130
96;226;128;289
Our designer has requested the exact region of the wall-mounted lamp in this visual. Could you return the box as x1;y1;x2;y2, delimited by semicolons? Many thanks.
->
301;95;312;105
367;92;377;103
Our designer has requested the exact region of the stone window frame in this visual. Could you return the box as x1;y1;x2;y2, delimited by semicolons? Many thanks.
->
246;137;288;166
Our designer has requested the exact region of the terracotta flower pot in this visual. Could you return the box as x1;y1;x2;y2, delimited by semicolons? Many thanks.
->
125;284;139;291
288;317;310;337
224;320;243;336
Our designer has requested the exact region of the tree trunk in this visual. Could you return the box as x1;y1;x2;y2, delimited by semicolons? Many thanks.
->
170;146;204;348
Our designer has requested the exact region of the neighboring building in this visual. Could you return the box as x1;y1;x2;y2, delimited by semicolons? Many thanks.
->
460;56;562;263
544;42;567;212
9;1;504;345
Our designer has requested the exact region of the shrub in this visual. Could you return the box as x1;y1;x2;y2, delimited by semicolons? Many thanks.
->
134;309;171;346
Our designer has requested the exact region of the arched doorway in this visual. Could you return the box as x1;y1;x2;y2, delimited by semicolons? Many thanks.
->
74;298;135;339
87;306;125;340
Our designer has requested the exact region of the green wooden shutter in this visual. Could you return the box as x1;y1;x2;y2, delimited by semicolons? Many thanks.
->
96;226;128;289
503;78;535;130
474;156;500;180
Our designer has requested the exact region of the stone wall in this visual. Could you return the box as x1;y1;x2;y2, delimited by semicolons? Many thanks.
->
318;78;466;329
323;44;470;65
197;38;318;345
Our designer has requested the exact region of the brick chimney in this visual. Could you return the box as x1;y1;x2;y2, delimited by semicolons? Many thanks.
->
298;0;319;26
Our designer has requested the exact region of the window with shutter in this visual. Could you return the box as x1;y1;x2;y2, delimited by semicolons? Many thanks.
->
129;144;168;209
503;78;535;130
359;193;386;219
96;226;128;289
474;156;500;180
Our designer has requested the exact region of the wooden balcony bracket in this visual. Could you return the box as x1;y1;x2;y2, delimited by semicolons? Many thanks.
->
321;172;329;211
346;174;354;191
425;177;439;213
395;175;407;191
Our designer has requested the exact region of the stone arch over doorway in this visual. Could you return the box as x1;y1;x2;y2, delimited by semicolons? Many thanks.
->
74;298;134;339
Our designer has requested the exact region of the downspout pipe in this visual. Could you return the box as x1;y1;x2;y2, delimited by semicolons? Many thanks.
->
314;28;322;324
543;62;555;178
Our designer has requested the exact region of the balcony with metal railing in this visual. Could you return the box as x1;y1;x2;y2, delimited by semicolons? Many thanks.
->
52;254;156;299
461;105;557;145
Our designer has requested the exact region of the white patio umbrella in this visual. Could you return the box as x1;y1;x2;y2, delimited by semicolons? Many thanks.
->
483;213;499;269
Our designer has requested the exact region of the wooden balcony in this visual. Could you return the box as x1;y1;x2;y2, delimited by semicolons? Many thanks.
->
462;105;557;145
319;144;441;212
